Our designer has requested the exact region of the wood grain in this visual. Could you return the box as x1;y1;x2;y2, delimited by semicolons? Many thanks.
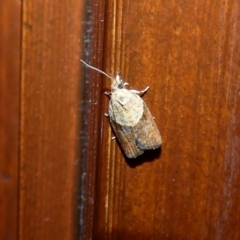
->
20;0;83;239
0;1;20;239
93;0;240;239
1;0;240;239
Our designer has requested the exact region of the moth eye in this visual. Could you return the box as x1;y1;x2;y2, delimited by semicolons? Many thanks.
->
118;83;124;89
119;96;124;102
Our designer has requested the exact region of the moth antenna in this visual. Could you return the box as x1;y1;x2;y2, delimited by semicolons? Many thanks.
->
80;60;115;81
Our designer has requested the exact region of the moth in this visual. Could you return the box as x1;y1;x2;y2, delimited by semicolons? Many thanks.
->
81;60;162;158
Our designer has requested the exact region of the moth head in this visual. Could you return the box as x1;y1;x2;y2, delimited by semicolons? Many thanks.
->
111;74;125;91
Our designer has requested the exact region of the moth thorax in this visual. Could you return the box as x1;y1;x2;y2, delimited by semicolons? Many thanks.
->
109;89;144;126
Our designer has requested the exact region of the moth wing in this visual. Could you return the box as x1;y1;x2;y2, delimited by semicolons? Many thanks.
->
108;89;161;158
109;119;144;158
134;102;162;150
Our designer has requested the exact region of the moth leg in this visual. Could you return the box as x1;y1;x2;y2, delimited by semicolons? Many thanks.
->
104;113;109;117
104;91;111;96
130;86;149;96
111;136;116;140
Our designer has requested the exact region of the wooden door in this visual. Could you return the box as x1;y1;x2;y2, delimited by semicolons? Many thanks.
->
1;0;240;239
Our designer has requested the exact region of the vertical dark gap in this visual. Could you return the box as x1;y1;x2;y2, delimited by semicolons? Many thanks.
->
78;0;93;238
78;0;106;239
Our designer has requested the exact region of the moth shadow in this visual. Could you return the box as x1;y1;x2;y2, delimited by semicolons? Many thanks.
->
125;147;162;168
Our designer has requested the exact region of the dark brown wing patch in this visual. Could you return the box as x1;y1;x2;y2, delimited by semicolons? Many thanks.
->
134;102;162;150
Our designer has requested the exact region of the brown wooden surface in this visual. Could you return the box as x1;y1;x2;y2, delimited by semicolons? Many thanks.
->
92;0;240;239
0;1;20;239
20;0;83;239
1;0;240;239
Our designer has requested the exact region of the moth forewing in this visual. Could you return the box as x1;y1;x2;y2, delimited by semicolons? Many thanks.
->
133;101;162;150
109;119;144;158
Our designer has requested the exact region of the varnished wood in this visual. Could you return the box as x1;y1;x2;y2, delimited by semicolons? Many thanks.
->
20;0;84;239
0;1;20;239
1;0;240;239
93;0;240;239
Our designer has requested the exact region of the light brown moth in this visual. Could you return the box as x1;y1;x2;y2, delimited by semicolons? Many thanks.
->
81;60;162;158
